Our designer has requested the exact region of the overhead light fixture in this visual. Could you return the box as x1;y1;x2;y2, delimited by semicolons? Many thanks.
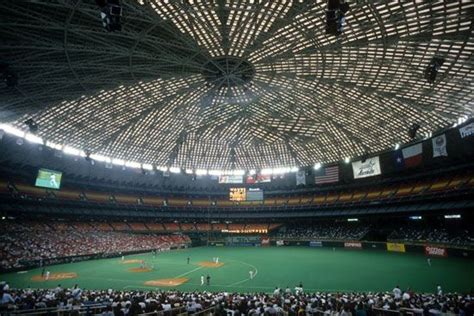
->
425;57;444;83
97;0;122;32
394;143;400;150
0;63;18;87
325;0;350;36
24;119;38;134
344;157;351;164
408;123;420;139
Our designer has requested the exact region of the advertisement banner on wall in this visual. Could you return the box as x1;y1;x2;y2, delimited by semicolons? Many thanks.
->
387;242;406;252
344;242;362;248
309;241;323;247
425;246;447;257
276;240;285;246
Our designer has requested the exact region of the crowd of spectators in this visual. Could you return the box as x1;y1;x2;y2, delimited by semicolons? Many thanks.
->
388;227;474;247
1;285;473;316
0;222;190;270
275;223;369;241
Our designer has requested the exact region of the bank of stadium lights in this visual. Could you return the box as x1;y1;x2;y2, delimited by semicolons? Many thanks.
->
141;164;153;171
169;167;181;174
24;133;43;145
444;214;461;219
195;169;208;176
260;167;298;175
409;216;422;220
62;146;85;157
347;218;358;222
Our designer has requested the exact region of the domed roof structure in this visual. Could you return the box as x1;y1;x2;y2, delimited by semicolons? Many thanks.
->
0;0;472;170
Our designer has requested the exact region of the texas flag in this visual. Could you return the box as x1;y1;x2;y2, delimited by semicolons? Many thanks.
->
395;143;423;168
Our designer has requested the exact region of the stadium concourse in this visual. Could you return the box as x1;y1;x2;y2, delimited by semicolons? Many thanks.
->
1;0;474;315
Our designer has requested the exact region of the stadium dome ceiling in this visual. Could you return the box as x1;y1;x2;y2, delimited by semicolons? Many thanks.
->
0;1;473;170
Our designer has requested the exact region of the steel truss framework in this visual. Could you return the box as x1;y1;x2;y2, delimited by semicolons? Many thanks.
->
0;0;473;170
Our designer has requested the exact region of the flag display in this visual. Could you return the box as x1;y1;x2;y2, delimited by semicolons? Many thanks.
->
395;143;423;168
352;156;382;179
432;134;447;157
314;166;339;184
296;170;306;185
458;122;473;138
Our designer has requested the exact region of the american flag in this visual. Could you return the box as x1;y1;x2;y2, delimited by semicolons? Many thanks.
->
314;165;339;184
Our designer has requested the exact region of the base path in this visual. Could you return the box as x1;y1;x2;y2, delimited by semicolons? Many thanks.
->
128;267;153;273
121;259;143;264
31;272;77;281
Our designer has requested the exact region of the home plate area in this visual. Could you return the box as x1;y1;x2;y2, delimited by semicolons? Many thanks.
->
144;278;189;287
198;261;224;268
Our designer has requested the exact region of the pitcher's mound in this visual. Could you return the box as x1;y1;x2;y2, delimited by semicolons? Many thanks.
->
129;267;153;272
144;278;189;287
31;272;77;281
198;261;224;268
121;259;143;264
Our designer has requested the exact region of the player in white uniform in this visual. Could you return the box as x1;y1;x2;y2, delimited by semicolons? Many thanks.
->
249;270;254;279
45;271;50;280
200;275;205;286
49;174;58;188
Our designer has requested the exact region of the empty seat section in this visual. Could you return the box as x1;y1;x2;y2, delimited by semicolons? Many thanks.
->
196;223;211;231
111;222;130;231
180;223;196;231
164;223;180;231
145;223;166;232
129;223;148;231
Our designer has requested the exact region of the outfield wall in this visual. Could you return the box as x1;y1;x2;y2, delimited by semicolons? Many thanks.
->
270;240;474;259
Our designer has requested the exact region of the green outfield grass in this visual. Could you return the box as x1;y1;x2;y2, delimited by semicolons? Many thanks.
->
3;247;473;293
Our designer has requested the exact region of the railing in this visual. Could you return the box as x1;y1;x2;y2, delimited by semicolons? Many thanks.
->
6;303;109;315
307;307;423;316
138;306;186;316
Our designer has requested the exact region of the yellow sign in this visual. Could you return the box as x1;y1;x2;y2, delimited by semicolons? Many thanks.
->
387;242;406;253
229;188;246;201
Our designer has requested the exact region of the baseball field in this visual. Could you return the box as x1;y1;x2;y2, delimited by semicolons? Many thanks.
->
3;247;473;293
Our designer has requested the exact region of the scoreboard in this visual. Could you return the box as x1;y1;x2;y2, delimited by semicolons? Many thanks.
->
229;188;246;201
229;188;263;201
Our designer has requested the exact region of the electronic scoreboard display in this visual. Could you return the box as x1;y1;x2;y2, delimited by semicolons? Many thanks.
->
229;188;246;201
229;188;263;201
35;168;62;190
